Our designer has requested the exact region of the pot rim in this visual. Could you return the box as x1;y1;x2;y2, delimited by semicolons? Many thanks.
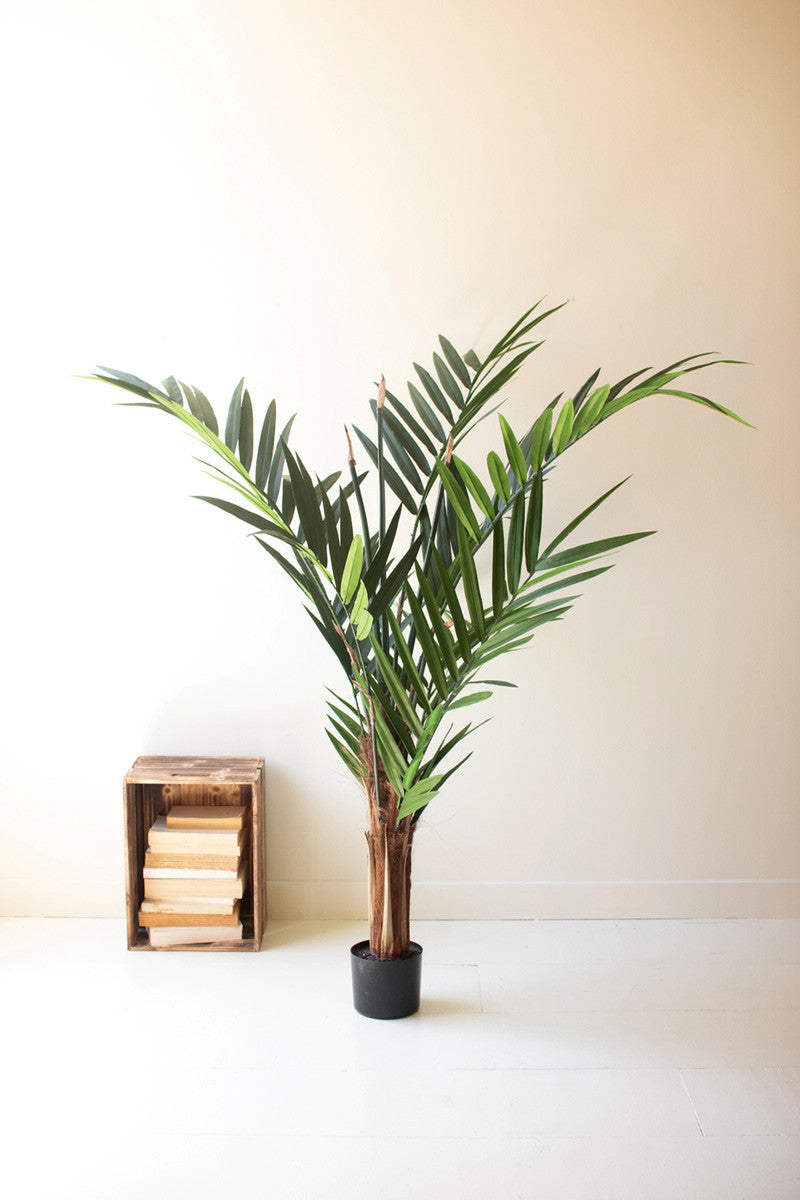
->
350;939;422;961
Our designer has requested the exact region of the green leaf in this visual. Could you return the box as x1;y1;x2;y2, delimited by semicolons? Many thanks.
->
372;709;407;793
450;690;492;710
327;714;362;757
499;414;527;486
452;455;494;519
326;698;363;741
369;636;423;736
476;606;570;656
195;455;266;509
362;505;403;595
351;580;369;624
239;389;253;471
457;522;485;639
326;730;363;779
572;384;609;438
434;459;481;540
432;547;471;661
462;345;538;421
482;301;541;362
266;414;296;503
354;609;373;641
474;636;536;666
539;530;654;572
431;751;474;794
194;494;272;531
184;384;219;435
225;378;244;451
605;366;650;403
433;352;464;409
507;492;525;593
571;368;601;415
283;446;326;564
414;362;453;423
442;498;460;561
407;773;443;796
402;745;428;792
96;366;170;400
354;426;417;512
415;565;458;678
371;536;424;615
541;477;630;560
386;608;431;712
305;608;351;673
384;389;438;456
524;471;543;573
256;539;312;596
425;719;481;773
598;359;739;420
341;534;364;604
281;476;295;525
337;484;354;553
407;381;447;443
551;397;574;456
397;775;444;821
255;400;277;489
486;299;565;361
520;564;612;603
321;489;345;586
600;385;659;419
620;355;714;394
406;587;449;700
161;376;184;406
424;702;445;734
463;349;481;372
529;408;553;472
377;404;431;474
492;522;507;617
373;683;416;755
439;335;471;387
487;451;511;502
655;389;754;428
327;687;362;716
370;402;426;491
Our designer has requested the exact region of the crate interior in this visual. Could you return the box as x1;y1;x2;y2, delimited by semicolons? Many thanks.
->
127;780;256;950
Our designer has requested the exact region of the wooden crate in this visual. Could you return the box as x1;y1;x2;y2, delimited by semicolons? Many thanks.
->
123;756;266;951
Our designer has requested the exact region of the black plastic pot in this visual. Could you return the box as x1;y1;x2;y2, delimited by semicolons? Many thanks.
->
350;940;423;1019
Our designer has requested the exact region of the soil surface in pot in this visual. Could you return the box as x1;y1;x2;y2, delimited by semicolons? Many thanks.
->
352;943;422;962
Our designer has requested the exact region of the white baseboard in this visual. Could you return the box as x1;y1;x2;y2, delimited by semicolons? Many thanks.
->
3;877;799;919
266;879;800;920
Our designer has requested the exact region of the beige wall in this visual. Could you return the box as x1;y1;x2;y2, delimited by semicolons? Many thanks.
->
1;0;797;917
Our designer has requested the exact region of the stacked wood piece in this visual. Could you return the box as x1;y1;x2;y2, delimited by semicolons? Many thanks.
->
139;805;248;946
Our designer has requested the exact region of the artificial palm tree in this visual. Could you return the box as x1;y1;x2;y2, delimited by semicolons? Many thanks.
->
91;301;747;960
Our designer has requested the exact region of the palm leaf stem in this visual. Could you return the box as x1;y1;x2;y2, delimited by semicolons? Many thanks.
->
349;458;372;572
376;403;388;654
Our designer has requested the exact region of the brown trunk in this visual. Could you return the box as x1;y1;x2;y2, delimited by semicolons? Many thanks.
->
365;823;413;959
359;734;414;960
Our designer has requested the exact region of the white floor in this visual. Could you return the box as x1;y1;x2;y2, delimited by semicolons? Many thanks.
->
4;918;800;1199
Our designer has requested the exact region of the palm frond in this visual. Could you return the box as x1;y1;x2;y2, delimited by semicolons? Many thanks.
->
92;304;747;826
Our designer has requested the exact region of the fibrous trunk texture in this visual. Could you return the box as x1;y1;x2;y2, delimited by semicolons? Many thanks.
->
365;826;413;959
360;736;414;960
